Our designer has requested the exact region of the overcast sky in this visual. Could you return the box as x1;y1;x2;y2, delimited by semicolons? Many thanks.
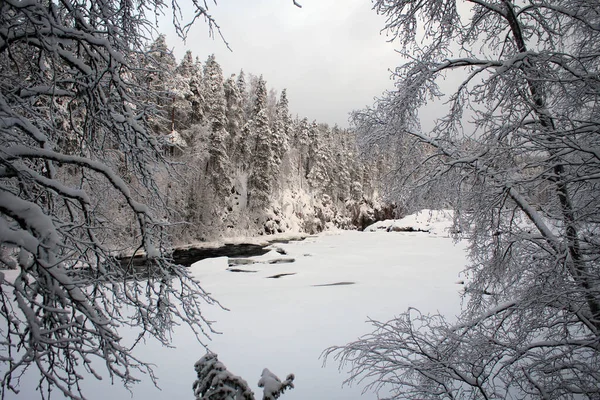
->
158;0;400;128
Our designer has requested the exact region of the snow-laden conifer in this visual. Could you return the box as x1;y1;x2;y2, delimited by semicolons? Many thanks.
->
203;55;232;198
272;89;292;165
193;353;294;400
224;74;245;150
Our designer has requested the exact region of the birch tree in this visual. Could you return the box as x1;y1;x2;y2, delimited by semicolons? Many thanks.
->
326;1;600;398
0;0;225;398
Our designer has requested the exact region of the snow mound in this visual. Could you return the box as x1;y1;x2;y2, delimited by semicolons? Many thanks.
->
365;209;455;236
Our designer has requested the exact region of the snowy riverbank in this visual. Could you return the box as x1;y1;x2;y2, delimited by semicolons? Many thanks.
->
3;212;468;399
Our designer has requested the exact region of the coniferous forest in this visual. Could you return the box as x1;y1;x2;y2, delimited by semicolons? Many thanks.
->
2;0;600;399
140;35;395;245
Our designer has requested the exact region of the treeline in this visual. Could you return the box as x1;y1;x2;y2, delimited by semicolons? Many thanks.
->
138;36;395;243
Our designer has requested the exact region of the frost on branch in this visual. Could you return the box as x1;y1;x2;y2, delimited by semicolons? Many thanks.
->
0;0;220;398
193;353;294;400
329;0;600;398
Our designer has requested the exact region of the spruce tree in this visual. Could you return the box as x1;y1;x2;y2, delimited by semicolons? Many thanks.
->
305;120;320;178
236;121;254;171
177;50;195;77
272;89;291;165
224;74;244;151
331;127;353;201
237;70;247;98
189;56;205;125
143;34;178;135
292;117;310;184
170;50;196;132
248;76;277;210
307;124;333;193
203;54;228;131
203;54;232;198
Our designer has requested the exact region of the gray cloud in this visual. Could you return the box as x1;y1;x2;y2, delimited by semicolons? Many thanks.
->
159;0;399;127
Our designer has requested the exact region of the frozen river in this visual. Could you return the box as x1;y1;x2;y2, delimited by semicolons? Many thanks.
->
6;226;468;399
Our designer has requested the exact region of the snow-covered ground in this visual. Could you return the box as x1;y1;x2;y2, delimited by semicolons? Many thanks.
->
4;214;468;399
365;209;455;236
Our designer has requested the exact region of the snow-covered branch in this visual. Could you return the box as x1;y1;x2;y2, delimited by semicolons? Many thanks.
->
193;353;295;400
335;0;600;398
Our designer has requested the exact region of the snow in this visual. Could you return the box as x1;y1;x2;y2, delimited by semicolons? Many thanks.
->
365;209;455;236
166;130;187;147
2;215;468;399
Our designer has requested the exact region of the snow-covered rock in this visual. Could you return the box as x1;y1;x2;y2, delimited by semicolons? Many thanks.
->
364;209;455;236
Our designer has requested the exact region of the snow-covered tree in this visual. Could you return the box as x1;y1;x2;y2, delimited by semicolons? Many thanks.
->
170;50;197;132
249;109;276;210
290;117;311;187
252;75;268;117
146;34;178;99
307;125;333;193
203;54;228;132
0;0;225;397
258;369;295;400
331;127;353;201
177;50;196;78
189;56;206;127
305;121;320;178
237;69;248;100
249;77;277;210
236;121;255;172
325;1;600;398
267;88;279;123
224;73;245;150
193;353;294;400
293;117;310;151
272;89;292;165
203;55;232;197
143;34;178;135
244;73;261;121
193;353;255;400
